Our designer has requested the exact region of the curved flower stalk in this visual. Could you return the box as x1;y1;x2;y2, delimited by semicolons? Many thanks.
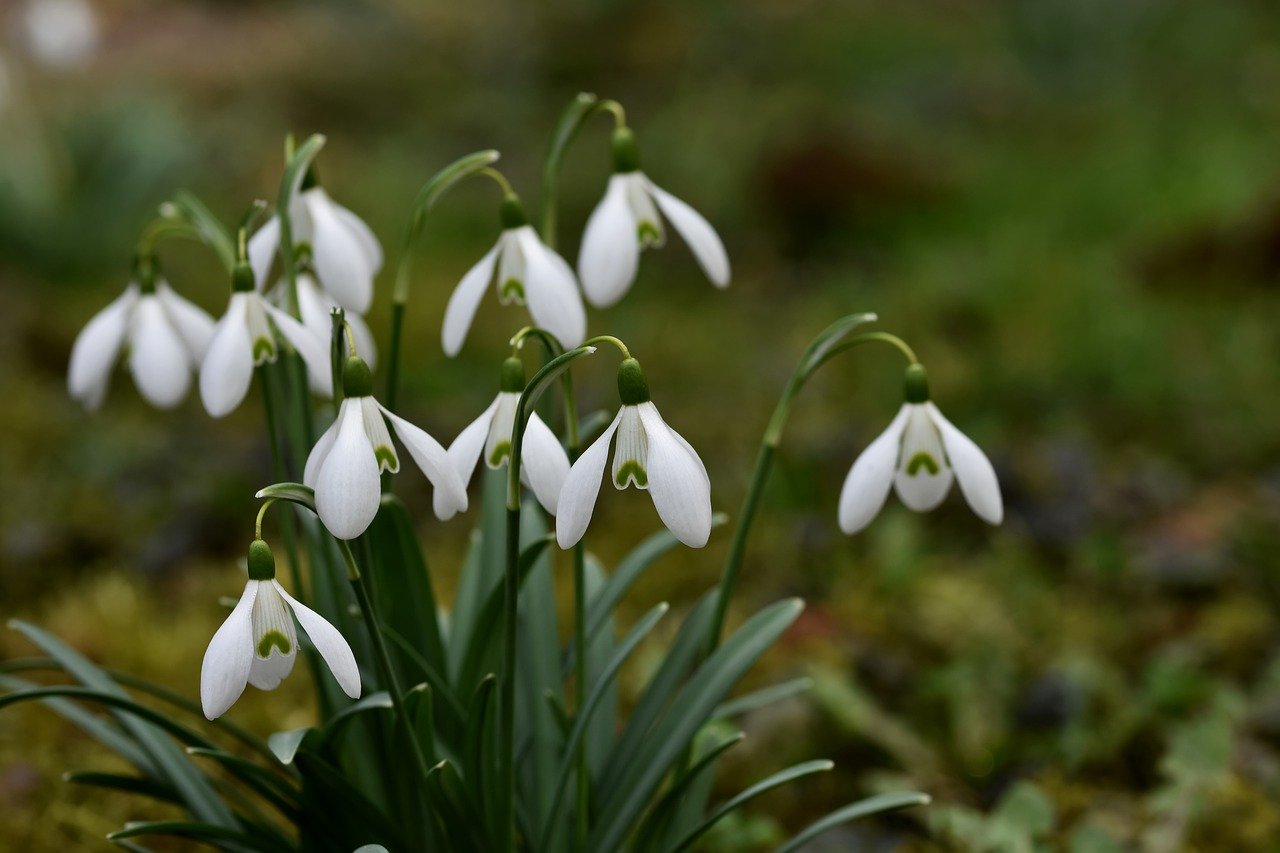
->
578;126;730;308
201;539;360;719
557;356;712;549
442;193;585;356
279;271;377;367
839;364;1002;534
248;180;383;315
305;356;468;539
449;356;570;515
68;265;214;411
200;263;333;418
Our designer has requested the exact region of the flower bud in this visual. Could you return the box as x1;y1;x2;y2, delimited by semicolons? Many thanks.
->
500;356;525;393
617;357;650;405
904;363;930;403
342;355;373;398
247;538;276;581
611;126;641;173
499;193;528;230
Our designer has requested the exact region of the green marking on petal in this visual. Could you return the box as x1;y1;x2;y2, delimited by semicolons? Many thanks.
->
487;440;512;468
253;337;276;363
256;630;291;658
375;445;398;471
498;278;525;305
906;452;940;477
637;221;661;246
614;461;648;489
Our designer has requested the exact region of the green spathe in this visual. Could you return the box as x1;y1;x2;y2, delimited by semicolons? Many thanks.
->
343;356;373;398
617;358;650;405
247;539;276;581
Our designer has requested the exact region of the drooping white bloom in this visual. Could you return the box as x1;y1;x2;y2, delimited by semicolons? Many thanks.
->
448;358;570;516
305;357;468;539
577;128;729;308
199;272;333;418
557;359;712;549
68;279;214;411
23;0;98;69
442;196;585;356
248;186;382;316
200;541;360;719
838;368;1002;535
277;272;377;368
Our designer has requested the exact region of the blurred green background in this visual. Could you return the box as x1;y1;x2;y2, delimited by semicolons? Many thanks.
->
4;0;1280;849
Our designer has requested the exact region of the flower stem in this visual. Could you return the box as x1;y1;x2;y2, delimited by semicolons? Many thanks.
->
706;328;917;651
337;540;430;783
258;365;304;600
539;93;627;250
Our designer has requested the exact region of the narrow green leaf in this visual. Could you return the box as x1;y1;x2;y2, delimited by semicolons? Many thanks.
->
319;691;393;747
65;772;181;805
540;602;670;851
774;791;931;853
714;677;814;720
267;729;310;765
590;599;804;851
631;726;744;851
0;687;218;751
449;468;508;682
367;496;448;680
796;312;880;378
671;760;835;852
184;748;300;817
108;820;290;853
425;760;487;852
462;674;497;823
405;683;438;767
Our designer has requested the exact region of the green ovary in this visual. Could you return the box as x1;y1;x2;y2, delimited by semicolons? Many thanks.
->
256;630;292;658
614;461;648;488
905;452;940;476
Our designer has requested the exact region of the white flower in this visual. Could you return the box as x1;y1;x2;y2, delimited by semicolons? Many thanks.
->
441;197;585;356
305;357;468;539
279;272;377;368
448;359;570;516
248;186;382;316
199;275;334;418
23;0;98;69
838;394;1003;535
200;541;360;719
68;279;214;410
557;359;711;549
577;130;729;308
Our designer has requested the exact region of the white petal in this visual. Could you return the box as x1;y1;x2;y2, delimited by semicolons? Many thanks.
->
556;410;623;549
200;294;255;418
838;405;910;535
361;397;399;473
380;404;469;521
928;403;1003;525
893;404;954;512
297;274;377;367
484;392;519;469
612;405;649;489
264;303;334;398
636;403;712;548
155;283;215;359
200;581;257;719
522;412;570;515
247;216;281;291
441;242;500;357
328;200;384;273
68;286;136;410
247;580;298;691
306;189;375;314
625;173;665;247
577;174;639;308
315;399;382;540
128;296;192;409
517;227;586;349
276;581;361;699
648;180;730;288
447;397;500;493
304;417;340;490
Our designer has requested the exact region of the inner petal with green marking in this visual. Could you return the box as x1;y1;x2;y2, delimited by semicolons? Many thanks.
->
256;630;292;658
905;451;940;476
498;277;525;305
637;220;662;247
612;407;649;490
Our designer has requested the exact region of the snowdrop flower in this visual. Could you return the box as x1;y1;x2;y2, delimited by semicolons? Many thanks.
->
201;539;360;719
305;356;468;539
278;271;377;367
448;357;570;516
839;364;1002;534
200;262;333;418
442;194;585;356
577;127;730;308
23;0;98;69
68;266;214;411
557;358;711;549
248;179;382;315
